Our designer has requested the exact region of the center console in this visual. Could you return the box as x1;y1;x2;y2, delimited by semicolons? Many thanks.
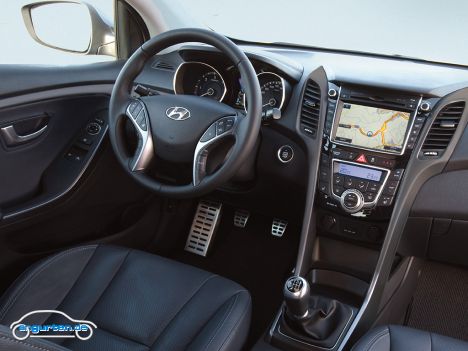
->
319;85;426;216
315;85;433;245
266;83;437;351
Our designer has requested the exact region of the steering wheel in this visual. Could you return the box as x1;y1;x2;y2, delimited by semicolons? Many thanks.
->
108;28;262;198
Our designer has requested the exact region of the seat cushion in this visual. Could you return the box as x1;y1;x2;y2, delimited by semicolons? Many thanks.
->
0;245;251;351
352;325;468;351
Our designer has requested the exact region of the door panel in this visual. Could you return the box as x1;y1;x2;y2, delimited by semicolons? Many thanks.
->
0;64;158;295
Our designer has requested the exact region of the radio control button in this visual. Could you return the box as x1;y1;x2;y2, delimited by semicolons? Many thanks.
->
318;182;329;194
331;149;347;159
344;177;354;188
319;168;329;180
379;195;393;206
357;180;368;191
340;189;365;213
364;192;377;202
384;184;398;196
367;155;379;165
333;175;344;185
346;151;358;160
333;185;345;196
391;169;404;181
368;182;380;193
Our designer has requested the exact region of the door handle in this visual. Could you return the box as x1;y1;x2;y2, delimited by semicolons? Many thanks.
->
0;124;48;146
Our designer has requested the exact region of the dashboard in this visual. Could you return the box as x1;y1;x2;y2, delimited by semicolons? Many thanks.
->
170;53;293;116
135;43;468;243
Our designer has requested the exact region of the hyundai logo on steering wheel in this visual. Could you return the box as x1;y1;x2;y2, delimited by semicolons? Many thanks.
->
166;106;191;121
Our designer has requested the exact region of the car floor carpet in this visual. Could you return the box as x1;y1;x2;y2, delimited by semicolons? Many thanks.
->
406;260;468;341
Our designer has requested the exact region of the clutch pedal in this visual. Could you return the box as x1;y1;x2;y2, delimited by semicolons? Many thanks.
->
271;218;288;237
233;209;250;228
185;200;222;256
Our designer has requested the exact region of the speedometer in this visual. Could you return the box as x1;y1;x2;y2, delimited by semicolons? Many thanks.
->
173;62;227;102
243;72;287;113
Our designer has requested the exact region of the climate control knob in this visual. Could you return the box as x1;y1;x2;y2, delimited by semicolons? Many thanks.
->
340;189;365;213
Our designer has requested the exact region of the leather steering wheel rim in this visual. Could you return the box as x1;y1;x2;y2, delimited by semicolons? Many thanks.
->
108;28;262;198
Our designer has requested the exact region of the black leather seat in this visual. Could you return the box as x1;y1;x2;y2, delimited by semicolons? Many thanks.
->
352;325;468;351
0;245;251;351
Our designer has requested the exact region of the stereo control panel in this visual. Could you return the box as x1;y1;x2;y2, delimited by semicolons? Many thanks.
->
318;84;435;217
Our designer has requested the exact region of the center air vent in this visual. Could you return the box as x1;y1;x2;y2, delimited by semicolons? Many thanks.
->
421;101;465;157
300;80;321;137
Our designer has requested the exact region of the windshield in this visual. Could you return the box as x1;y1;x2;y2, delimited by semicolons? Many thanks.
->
172;0;468;67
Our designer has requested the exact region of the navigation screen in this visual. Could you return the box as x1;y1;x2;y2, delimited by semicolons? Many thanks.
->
333;103;411;153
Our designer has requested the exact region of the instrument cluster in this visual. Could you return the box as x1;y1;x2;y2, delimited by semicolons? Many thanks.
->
173;60;291;114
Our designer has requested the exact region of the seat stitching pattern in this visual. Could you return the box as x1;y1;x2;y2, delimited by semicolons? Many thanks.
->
0;335;68;351
218;292;250;351
201;293;239;351
0;245;97;321
79;248;132;321
149;274;218;347
351;327;389;351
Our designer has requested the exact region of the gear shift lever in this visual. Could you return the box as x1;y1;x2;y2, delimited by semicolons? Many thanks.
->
283;276;310;319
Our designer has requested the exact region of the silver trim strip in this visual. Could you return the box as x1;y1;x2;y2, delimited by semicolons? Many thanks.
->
330;159;391;210
125;100;154;172
329;95;423;156
193;115;239;186
173;61;227;102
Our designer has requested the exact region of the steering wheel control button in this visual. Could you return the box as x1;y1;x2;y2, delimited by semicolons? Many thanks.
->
200;124;217;142
277;145;294;163
86;122;101;135
136;113;148;131
340;189;364;213
224;117;235;131
216;119;227;135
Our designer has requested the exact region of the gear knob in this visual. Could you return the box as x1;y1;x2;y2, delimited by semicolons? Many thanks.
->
284;276;310;319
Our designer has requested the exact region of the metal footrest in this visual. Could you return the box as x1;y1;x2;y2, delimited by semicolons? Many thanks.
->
233;209;250;228
271;218;288;237
185;200;222;256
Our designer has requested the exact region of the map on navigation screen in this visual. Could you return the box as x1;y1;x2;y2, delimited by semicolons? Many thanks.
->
334;103;411;153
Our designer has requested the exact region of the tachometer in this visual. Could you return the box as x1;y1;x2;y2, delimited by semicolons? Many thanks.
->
194;71;226;101
173;61;227;102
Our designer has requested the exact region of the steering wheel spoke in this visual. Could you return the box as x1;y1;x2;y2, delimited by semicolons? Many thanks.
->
125;99;154;172
193;115;240;186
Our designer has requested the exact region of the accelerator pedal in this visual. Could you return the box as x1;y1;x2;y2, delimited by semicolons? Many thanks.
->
185;200;222;256
233;209;250;228
271;218;288;237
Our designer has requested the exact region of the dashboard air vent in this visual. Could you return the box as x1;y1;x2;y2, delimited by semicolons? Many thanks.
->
421;101;465;156
151;60;175;71
300;80;321;137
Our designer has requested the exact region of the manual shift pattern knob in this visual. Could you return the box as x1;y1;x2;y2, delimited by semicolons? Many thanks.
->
284;276;310;319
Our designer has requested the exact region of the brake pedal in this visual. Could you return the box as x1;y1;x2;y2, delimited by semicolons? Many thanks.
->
233;209;250;228
271;218;288;237
185;200;222;256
